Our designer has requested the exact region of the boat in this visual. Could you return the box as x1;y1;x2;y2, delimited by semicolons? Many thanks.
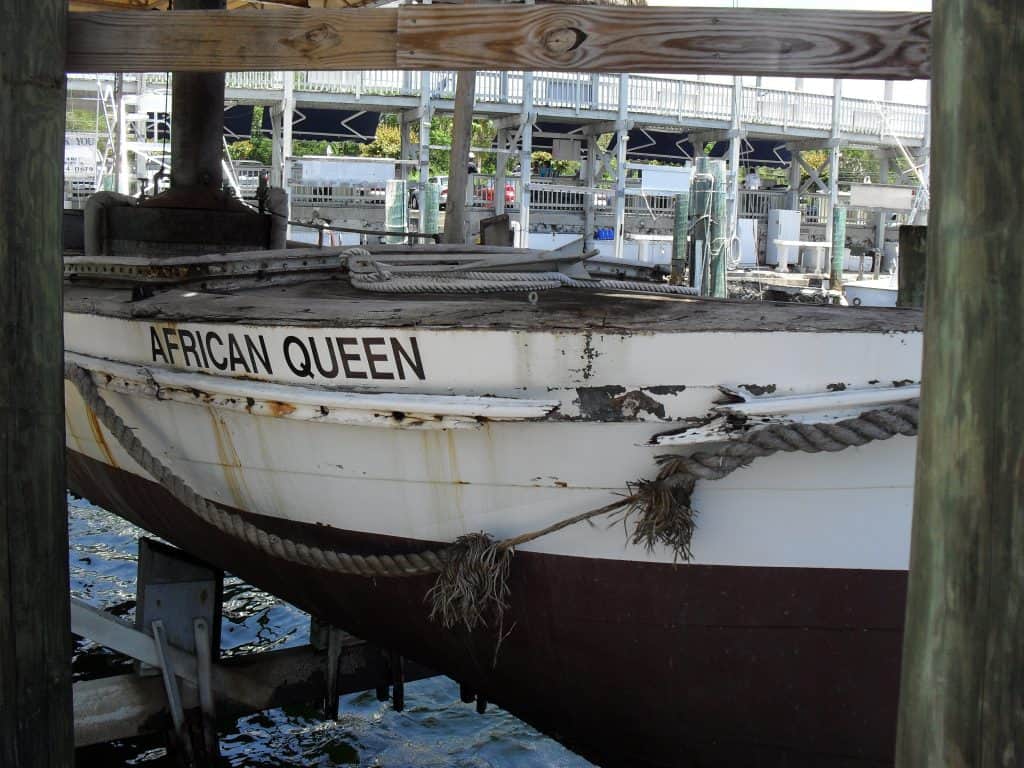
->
63;189;921;766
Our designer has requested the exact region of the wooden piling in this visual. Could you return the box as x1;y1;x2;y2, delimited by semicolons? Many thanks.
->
830;205;847;291
896;1;1023;765
443;70;476;245
170;0;227;190
897;225;926;308
669;192;690;285
0;0;74;764
690;156;711;291
708;159;728;298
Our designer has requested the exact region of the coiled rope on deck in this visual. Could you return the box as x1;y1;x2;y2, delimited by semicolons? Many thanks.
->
67;362;918;633
345;247;700;297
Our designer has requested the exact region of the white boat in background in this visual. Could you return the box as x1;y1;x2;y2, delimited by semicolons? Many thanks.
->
63;208;922;767
846;275;900;307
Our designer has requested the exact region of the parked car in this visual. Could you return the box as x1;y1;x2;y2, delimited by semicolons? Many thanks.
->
409;176;447;210
482;182;516;206
433;176;448;208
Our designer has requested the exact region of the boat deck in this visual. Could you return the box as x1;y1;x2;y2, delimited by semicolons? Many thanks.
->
65;278;922;334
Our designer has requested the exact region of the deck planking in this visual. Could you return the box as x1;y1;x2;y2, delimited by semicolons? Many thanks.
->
64;279;923;334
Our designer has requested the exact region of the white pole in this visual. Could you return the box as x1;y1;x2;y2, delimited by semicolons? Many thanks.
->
729;75;743;265
787;150;801;209
418;71;432;194
495;128;506;216
826;78;842;244
114;73;129;194
518;71;533;248
583;133;596;251
613;73;629;260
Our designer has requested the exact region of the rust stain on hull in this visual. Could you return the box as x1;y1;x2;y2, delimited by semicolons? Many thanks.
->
266;400;297;417
85;405;119;468
208;408;249;509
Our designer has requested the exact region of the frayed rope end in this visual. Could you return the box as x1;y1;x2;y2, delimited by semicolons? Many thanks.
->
426;533;512;632
624;476;698;563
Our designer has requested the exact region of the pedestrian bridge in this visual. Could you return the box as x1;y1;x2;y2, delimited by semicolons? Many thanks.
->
181;70;926;147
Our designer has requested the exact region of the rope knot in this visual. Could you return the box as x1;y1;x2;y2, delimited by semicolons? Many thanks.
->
426;533;512;632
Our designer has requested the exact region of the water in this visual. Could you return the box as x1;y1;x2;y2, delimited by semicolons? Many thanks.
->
69;496;594;768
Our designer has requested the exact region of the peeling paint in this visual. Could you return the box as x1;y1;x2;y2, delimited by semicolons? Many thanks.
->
575;385;667;421
570;331;602;381
575;385;625;420
740;383;777;396
646;385;687;396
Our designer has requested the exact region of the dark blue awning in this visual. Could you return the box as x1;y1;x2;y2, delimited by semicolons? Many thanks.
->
607;129;793;167
223;106;381;143
707;138;792;166
529;121;590;152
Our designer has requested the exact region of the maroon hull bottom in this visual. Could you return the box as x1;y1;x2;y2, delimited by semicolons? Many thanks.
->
68;451;906;768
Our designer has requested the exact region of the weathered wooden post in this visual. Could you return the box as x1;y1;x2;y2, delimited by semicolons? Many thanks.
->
669;192;690;285
689;156;711;291
170;0;227;192
896;1;1023;765
830;205;847;292
444;71;476;244
0;0;74;764
897;225;926;308
708;158;728;298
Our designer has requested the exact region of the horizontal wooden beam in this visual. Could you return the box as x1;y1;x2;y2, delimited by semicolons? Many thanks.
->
67;8;399;71
399;6;930;79
66;6;931;79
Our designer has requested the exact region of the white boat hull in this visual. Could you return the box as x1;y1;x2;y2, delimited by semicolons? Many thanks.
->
64;306;921;767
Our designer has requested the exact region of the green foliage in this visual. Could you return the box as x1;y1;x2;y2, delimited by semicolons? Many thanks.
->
227;138;272;165
842;148;881;183
291;139;362;157
359;121;402;159
529;151;579;178
66;107;101;133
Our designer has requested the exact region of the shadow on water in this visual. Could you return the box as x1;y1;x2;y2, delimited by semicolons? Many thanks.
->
69;496;594;768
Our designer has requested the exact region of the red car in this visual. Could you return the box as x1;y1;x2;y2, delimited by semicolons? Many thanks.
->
482;182;516;206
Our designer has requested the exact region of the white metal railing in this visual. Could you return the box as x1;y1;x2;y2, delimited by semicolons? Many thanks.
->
740;189;788;220
743;87;834;131
527;182;592;212
211;71;927;141
290;182;388;207
467;174;520;208
226;71;286;91
69;72;928;142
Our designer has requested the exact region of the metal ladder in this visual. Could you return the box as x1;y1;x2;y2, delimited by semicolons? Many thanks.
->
874;100;929;222
96;79;119;190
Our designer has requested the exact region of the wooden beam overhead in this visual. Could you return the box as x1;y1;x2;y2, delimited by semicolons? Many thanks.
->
68;9;399;71
66;6;931;79
399;6;929;78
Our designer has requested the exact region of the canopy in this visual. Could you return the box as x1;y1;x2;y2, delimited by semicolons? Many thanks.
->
608;128;793;166
223;106;381;143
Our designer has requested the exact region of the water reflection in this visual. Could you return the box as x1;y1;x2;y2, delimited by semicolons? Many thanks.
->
69;496;592;768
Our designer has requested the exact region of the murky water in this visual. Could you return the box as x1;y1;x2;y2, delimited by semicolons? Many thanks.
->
69;496;594;767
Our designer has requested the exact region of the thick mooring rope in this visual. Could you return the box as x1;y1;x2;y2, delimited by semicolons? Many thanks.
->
345;248;699;297
626;401;920;560
67;362;917;632
66;363;449;578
